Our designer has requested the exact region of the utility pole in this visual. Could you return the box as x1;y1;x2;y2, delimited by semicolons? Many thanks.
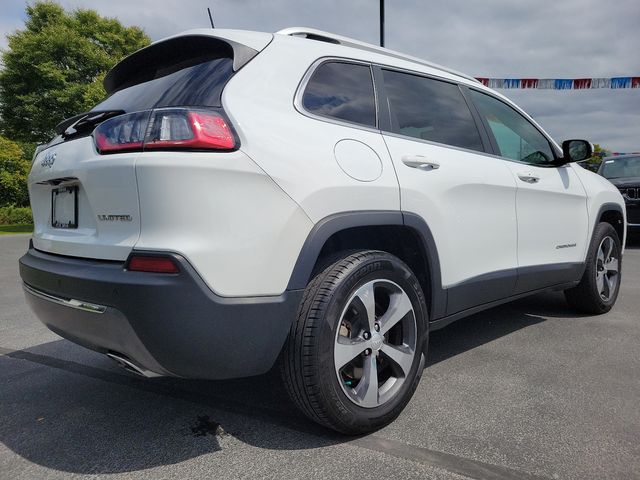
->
379;0;385;47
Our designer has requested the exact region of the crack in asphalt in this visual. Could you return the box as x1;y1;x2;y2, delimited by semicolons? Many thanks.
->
1;346;550;480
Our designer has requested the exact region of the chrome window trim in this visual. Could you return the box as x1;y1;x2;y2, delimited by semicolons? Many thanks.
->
382;130;571;169
23;283;106;314
380;130;496;159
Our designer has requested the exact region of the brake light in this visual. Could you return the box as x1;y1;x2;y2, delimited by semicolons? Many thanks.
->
93;108;236;154
127;255;179;274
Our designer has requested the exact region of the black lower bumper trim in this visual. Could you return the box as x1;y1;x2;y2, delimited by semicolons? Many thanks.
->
19;245;302;380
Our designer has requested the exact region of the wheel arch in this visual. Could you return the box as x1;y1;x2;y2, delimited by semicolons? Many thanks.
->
595;202;625;247
286;211;447;320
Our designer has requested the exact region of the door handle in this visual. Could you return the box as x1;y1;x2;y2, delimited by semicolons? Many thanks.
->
402;155;440;171
517;172;540;184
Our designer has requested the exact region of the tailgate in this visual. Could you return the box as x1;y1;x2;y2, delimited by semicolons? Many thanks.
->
29;137;140;260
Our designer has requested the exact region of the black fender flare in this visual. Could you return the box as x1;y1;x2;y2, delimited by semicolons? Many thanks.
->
286;210;447;320
593;202;625;243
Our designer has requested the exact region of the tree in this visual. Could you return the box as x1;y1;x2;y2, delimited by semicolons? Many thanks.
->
581;143;610;171
0;136;30;206
0;1;150;144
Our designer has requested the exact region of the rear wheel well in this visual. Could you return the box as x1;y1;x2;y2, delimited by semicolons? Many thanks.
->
311;225;432;312
599;209;624;241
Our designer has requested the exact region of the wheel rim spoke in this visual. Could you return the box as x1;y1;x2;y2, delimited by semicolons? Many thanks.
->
381;342;414;377
604;237;614;262
354;282;377;332
334;340;369;369
595;236;619;301
596;272;605;296
378;292;413;335
605;275;615;299
354;354;378;407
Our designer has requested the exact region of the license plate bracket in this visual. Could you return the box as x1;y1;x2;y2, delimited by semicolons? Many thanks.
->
51;186;78;229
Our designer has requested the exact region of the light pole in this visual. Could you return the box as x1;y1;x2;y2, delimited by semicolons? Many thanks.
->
380;0;385;47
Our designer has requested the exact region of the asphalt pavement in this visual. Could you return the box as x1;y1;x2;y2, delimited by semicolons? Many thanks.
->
1;233;639;480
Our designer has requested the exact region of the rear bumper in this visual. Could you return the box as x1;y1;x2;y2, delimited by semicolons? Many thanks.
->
19;245;302;379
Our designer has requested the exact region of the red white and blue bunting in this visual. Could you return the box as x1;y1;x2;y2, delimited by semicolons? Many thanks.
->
475;77;640;89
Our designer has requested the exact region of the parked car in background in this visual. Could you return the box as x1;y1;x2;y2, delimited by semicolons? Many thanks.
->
598;155;640;231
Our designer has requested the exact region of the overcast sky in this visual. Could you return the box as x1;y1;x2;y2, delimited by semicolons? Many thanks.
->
1;0;639;151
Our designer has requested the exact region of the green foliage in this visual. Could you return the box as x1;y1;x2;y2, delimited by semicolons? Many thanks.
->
0;1;150;144
0;205;33;225
584;143;611;171
0;224;33;234
0;136;31;207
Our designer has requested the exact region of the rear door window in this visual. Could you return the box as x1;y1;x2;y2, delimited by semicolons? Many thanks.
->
381;69;484;152
302;61;376;128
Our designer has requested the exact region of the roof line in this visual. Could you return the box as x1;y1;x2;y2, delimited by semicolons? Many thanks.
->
277;27;479;84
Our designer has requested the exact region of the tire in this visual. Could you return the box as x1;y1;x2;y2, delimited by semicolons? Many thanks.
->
280;250;428;435
565;222;622;314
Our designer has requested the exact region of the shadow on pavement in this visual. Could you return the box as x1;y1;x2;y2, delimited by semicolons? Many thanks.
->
0;290;581;474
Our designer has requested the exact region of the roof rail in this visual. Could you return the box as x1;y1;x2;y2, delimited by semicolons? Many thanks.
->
277;27;479;84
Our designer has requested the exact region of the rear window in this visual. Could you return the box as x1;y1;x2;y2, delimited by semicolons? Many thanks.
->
302;61;376;128
94;36;236;112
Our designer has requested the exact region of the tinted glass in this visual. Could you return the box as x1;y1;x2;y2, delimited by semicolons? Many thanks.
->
468;89;555;165
382;70;483;151
93;57;234;112
600;156;640;179
302;62;376;127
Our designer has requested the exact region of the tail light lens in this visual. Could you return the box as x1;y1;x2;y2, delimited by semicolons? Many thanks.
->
94;111;150;153
93;108;237;154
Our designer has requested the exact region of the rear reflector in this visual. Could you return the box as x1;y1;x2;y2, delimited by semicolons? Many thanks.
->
127;255;179;274
93;108;236;154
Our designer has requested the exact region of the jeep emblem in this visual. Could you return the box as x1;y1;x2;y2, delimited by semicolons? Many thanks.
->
40;151;56;168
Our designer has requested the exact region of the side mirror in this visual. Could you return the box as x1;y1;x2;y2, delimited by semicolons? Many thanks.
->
561;139;593;163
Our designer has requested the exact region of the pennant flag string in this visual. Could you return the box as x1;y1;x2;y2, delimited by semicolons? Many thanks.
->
475;77;640;89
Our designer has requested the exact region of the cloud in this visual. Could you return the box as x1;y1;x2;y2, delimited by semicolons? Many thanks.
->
1;0;639;150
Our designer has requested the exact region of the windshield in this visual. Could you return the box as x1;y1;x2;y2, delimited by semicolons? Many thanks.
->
600;156;640;179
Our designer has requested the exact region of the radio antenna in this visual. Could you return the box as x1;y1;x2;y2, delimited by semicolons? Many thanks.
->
207;7;215;28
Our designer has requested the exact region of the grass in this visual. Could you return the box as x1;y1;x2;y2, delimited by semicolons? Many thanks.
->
0;224;33;235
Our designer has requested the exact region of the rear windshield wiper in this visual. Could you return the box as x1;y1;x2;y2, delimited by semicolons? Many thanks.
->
56;110;125;138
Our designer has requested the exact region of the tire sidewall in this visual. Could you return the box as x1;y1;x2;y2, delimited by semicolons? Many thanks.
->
586;223;623;310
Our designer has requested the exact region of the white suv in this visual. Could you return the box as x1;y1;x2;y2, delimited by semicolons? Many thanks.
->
20;28;626;434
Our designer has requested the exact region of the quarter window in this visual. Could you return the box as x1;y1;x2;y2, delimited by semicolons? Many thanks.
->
468;89;555;165
302;62;376;127
381;69;484;152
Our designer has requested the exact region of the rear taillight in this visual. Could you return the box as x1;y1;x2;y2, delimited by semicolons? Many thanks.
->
93;108;237;154
127;255;179;274
94;111;150;153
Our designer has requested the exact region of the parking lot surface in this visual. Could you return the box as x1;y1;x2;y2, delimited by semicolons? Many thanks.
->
1;233;639;480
